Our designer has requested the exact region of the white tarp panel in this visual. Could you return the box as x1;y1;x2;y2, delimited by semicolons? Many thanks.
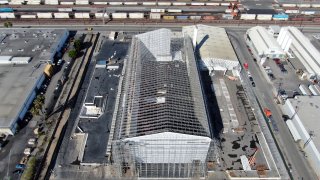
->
286;120;302;142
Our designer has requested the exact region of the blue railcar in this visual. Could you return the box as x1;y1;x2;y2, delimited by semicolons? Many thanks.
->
0;8;13;13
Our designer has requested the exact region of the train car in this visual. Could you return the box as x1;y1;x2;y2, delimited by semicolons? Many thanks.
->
172;2;186;6
150;13;161;19
58;8;73;12
21;14;37;18
240;14;256;20
74;13;90;18
273;13;289;20
285;9;299;14
37;12;53;18
151;9;165;13
0;12;15;18
206;2;220;6
158;2;171;6
202;15;217;20
95;13;109;18
109;2;122;5
124;2;137;5
54;12;70;18
112;13;127;19
0;0;9;4
282;3;297;7
163;15;174;20
143;2;156;5
176;15;188;20
75;0;88;5
191;2;205;6
167;9;182;13
190;15;201;20
256;14;273;20
0;7;13;12
128;13;144;19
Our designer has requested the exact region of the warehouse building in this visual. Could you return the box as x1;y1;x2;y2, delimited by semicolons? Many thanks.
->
245;26;285;61
183;25;239;73
277;26;320;80
282;96;320;178
0;29;69;135
111;29;215;178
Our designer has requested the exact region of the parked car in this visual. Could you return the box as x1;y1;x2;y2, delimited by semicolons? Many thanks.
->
27;138;36;146
12;169;23;175
15;164;26;169
23;148;32;155
57;59;64;66
249;77;253;81
251;82;256;87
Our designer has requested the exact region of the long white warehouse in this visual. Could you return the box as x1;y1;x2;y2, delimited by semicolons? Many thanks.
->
277;26;320;80
283;96;320;179
245;26;285;60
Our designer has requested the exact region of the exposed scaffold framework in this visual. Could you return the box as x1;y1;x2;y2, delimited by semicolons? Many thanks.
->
111;29;217;179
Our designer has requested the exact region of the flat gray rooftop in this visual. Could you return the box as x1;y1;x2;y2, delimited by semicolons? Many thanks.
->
0;28;68;129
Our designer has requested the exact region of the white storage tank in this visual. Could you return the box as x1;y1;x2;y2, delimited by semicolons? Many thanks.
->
112;13;127;19
240;14;256;20
54;13;70;18
158;2;171;6
143;2;156;5
173;2;186;6
299;84;312;96
129;13;144;19
21;15;37;18
37;13;53;18
109;2;122;5
206;2;220;6
124;2;137;5
309;85;320;95
75;13;90;19
150;13;161;19
0;13;15;19
191;2;204;6
75;0;88;4
256;14;272;20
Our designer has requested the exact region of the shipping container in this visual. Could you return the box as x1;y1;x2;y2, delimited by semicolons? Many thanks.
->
150;13;161;19
0;7;13;12
176;15;188;20
313;84;320;94
203;15;216;20
143;2;156;5
129;13;144;19
54;12;70;18
222;14;233;20
163;15;174;20
109;2;122;5
124;2;137;5
75;13;90;18
75;0;88;4
168;9;182;13
112;13;127;19
173;2;186;6
206;2;219;6
273;13;289;20
21;15;37;18
189;15;201;20
299;84;312;95
58;8;73;12
37;12;53;18
95;13;109;18
297;4;310;8
151;9;165;13
309;85;320;95
191;2;204;6
282;3;296;7
256;14;272;20
240;14;256;20
158;2;171;6
0;12;15;18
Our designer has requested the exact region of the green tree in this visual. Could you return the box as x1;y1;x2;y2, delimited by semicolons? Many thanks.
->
74;39;82;52
68;50;77;59
7;21;12;27
30;95;45;116
21;156;37;180
4;22;8;28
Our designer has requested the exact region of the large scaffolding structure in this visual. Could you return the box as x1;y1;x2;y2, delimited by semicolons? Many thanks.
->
111;29;216;179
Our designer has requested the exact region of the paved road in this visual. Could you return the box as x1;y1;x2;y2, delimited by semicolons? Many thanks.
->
228;30;318;180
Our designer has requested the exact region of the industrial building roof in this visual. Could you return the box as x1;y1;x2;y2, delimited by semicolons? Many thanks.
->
0;28;68;129
182;25;238;62
278;26;320;76
247;26;284;56
287;96;320;149
115;29;211;139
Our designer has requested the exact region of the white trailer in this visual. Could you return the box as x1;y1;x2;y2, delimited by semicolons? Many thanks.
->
112;13;127;19
54;13;70;18
129;13;144;19
309;85;320;95
37;13;53;18
299;84;312;95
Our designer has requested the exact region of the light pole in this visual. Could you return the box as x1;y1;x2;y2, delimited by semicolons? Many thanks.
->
303;131;315;149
